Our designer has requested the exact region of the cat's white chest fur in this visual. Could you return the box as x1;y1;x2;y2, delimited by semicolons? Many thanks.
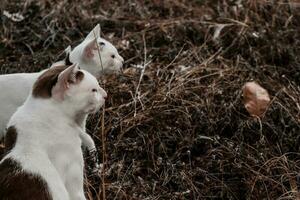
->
8;105;84;200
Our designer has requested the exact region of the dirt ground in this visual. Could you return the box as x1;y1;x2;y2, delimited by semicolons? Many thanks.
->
0;0;300;199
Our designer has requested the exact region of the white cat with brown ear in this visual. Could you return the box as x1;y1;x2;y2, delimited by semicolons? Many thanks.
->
0;64;107;200
0;24;123;151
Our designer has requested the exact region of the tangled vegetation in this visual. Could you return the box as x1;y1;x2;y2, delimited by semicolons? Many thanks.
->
0;0;300;199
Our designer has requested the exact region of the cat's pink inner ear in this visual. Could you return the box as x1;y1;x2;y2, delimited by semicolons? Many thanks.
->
59;64;78;83
52;64;82;100
83;39;97;59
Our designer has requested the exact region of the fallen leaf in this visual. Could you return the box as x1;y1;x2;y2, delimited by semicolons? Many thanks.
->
243;81;270;117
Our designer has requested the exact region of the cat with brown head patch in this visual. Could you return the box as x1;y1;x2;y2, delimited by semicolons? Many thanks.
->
0;64;106;200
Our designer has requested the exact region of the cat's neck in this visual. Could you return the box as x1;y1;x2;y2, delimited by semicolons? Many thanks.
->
23;96;86;129
74;113;87;128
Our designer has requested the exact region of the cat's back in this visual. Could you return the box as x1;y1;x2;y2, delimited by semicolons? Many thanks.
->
0;72;42;95
0;72;44;137
0;72;43;110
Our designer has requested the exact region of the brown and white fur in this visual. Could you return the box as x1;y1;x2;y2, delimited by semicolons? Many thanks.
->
0;24;123;153
0;64;107;200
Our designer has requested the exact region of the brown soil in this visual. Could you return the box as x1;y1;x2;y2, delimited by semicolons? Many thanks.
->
1;0;300;199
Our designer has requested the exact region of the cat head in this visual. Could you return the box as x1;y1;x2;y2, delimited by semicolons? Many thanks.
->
69;24;124;76
32;64;107;115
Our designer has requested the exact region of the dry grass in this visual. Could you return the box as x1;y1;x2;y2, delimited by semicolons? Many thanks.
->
1;0;300;199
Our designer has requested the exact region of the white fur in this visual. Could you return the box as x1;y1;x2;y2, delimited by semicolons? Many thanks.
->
0;24;122;151
1;66;106;200
69;24;124;76
0;72;41;136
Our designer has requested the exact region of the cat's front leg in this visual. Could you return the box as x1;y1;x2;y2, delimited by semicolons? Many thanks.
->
76;115;96;152
65;153;86;200
80;131;95;151
79;131;100;172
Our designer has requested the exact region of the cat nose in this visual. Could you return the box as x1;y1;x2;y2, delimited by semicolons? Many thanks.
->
99;88;107;99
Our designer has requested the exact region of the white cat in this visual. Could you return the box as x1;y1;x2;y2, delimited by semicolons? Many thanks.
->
0;24;123;152
0;64;106;200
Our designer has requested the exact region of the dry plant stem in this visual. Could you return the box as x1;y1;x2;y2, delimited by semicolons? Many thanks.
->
113;162;133;200
164;44;186;69
134;32;149;117
93;30;104;72
93;30;106;200
101;103;106;200
1;1;300;199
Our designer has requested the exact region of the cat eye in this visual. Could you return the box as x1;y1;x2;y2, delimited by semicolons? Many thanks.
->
92;89;97;92
111;55;115;59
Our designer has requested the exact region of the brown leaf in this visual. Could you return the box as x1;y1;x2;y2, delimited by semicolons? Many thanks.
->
243;82;270;117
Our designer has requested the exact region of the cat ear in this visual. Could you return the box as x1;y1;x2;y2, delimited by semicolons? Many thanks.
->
58;63;84;87
85;24;101;41
83;38;98;59
52;64;84;100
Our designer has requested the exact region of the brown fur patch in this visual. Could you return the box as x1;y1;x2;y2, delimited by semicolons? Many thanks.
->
4;126;18;152
75;70;84;83
0;158;52;200
32;65;67;98
32;65;84;99
0;126;18;161
65;53;73;66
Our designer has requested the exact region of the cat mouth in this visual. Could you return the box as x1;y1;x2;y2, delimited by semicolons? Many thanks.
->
87;106;99;114
104;63;123;73
87;103;103;114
